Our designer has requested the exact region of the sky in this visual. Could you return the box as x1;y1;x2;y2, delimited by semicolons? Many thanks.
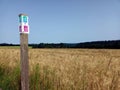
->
0;0;120;44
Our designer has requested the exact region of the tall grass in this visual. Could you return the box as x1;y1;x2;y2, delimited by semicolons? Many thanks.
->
0;63;20;90
0;48;120;90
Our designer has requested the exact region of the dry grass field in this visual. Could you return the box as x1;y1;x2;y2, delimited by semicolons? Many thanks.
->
0;48;120;90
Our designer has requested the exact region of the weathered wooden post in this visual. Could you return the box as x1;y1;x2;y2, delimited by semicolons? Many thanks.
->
19;13;29;90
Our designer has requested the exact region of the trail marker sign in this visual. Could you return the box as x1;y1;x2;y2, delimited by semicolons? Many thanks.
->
19;14;29;34
19;13;29;90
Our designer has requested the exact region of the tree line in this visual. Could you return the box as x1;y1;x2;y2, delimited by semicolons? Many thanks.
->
0;40;120;49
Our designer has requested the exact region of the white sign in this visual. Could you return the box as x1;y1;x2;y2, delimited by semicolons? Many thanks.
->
19;14;29;34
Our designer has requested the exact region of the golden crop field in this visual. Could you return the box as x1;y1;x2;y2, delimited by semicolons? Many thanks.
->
0;48;120;90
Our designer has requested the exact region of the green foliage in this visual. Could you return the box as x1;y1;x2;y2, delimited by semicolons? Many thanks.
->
30;64;55;90
0;63;56;90
30;64;41;90
0;63;20;90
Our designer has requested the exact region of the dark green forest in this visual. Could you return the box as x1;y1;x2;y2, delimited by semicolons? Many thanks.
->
1;40;120;49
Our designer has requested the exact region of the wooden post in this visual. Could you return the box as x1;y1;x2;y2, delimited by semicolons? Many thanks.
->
20;33;29;90
19;14;29;90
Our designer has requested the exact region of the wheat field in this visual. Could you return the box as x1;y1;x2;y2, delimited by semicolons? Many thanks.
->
0;48;120;90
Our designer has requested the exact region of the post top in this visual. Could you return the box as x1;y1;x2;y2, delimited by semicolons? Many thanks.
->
19;13;28;17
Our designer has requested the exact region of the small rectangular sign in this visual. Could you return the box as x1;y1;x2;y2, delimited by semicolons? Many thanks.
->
19;14;29;34
19;16;28;24
24;26;28;32
19;26;22;32
19;25;29;34
23;16;27;23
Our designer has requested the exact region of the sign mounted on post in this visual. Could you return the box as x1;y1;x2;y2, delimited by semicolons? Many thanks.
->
19;14;29;34
19;13;29;90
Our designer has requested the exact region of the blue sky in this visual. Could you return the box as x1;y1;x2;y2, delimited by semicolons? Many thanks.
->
0;0;120;44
